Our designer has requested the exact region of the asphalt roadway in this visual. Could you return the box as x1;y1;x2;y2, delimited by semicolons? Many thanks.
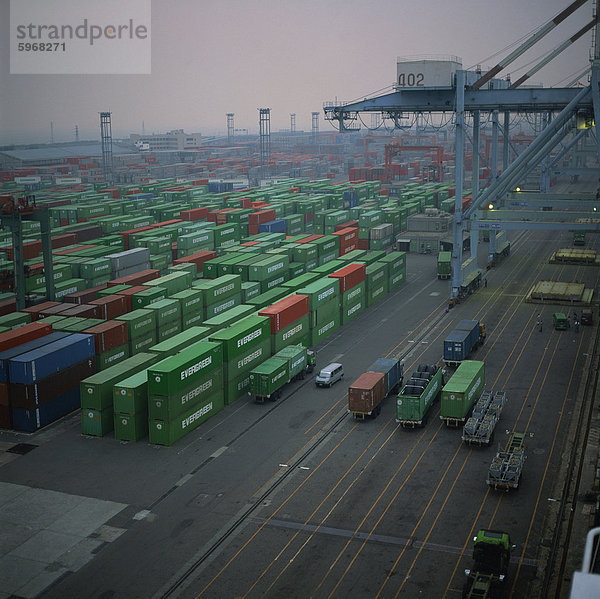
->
0;221;598;599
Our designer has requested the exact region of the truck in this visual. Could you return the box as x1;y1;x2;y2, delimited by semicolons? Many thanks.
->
348;357;403;420
553;312;569;330
487;432;526;491
573;230;586;246
396;364;444;427
437;251;452;280
248;344;314;402
462;390;507;446
440;360;485;427
443;320;486;367
463;530;513;599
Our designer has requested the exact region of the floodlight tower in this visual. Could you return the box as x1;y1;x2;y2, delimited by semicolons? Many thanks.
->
100;111;114;185
259;108;271;179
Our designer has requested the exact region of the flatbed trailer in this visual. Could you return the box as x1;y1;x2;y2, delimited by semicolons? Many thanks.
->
487;432;526;490
462;390;506;446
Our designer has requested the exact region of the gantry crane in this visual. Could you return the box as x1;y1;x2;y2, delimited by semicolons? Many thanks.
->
324;0;600;300
0;195;55;310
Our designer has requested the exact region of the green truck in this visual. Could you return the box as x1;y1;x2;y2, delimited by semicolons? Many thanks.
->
463;530;513;599
440;360;485;427
437;251;452;280
248;345;316;402
396;364;444;427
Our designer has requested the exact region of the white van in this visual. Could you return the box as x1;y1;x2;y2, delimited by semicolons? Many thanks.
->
315;363;344;388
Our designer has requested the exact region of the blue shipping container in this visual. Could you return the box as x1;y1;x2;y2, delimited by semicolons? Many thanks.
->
367;358;403;395
443;324;480;363
0;332;70;383
8;333;95;384
11;387;80;433
259;219;287;234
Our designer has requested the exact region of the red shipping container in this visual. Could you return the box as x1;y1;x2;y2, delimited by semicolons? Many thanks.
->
107;269;160;288
39;303;78;318
57;304;101;319
329;263;366;293
51;234;78;249
90;295;128;320
335;221;359;232
348;371;386;415
172;250;218;273
259;295;309;334
73;226;103;243
0;322;53;353
2;240;42;261
240;241;261;247
180;207;209;221
0;298;16;318
248;209;276;225
357;239;370;250
294;234;323;244
339;242;357;257
22;301;62;321
54;245;96;256
114;286;149;312
83;320;128;354
64;284;109;304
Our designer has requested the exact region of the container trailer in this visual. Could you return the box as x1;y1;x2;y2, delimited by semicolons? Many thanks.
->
462;390;506;446
440;360;484;427
487;432;526;491
462;530;513;599
443;319;486;367
347;357;403;420
348;371;386;420
248;345;315;402
396;364;443;427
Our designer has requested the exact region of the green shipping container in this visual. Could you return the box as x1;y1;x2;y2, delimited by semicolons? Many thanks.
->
157;320;183;343
81;408;114;437
209;315;270;361
224;371;252;405
98;343;130;370
145;298;182;327
204;292;242;320
81;353;159;411
224;338;271;380
115;309;156;340
149;326;211;357
241;281;261;302
149;392;224;446
440;360;485;423
248;357;289;399
148;341;222;398
148;369;223;420
171;288;204;316
341;293;365;325
131;287;169;309
271;314;310;353
113;370;149;415
298;278;339;311
113;411;148;442
309;312;340;346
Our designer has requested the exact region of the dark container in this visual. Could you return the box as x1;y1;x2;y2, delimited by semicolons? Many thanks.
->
0;322;53;353
57;304;101;319
63;283;109;304
8;333;95;384
115;286;150;312
329;263;366;293
10;357;96;409
107;269;161;287
83;320;128;354
0;332;70;383
90;295;128;320
22;301;62;321
11;387;80;432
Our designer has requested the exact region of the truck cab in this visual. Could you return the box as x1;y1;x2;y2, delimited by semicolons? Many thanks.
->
553;312;569;330
463;529;513;599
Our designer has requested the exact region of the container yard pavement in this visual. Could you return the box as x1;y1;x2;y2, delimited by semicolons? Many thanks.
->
0;480;126;599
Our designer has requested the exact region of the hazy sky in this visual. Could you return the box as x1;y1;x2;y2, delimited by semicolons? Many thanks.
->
0;0;595;144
